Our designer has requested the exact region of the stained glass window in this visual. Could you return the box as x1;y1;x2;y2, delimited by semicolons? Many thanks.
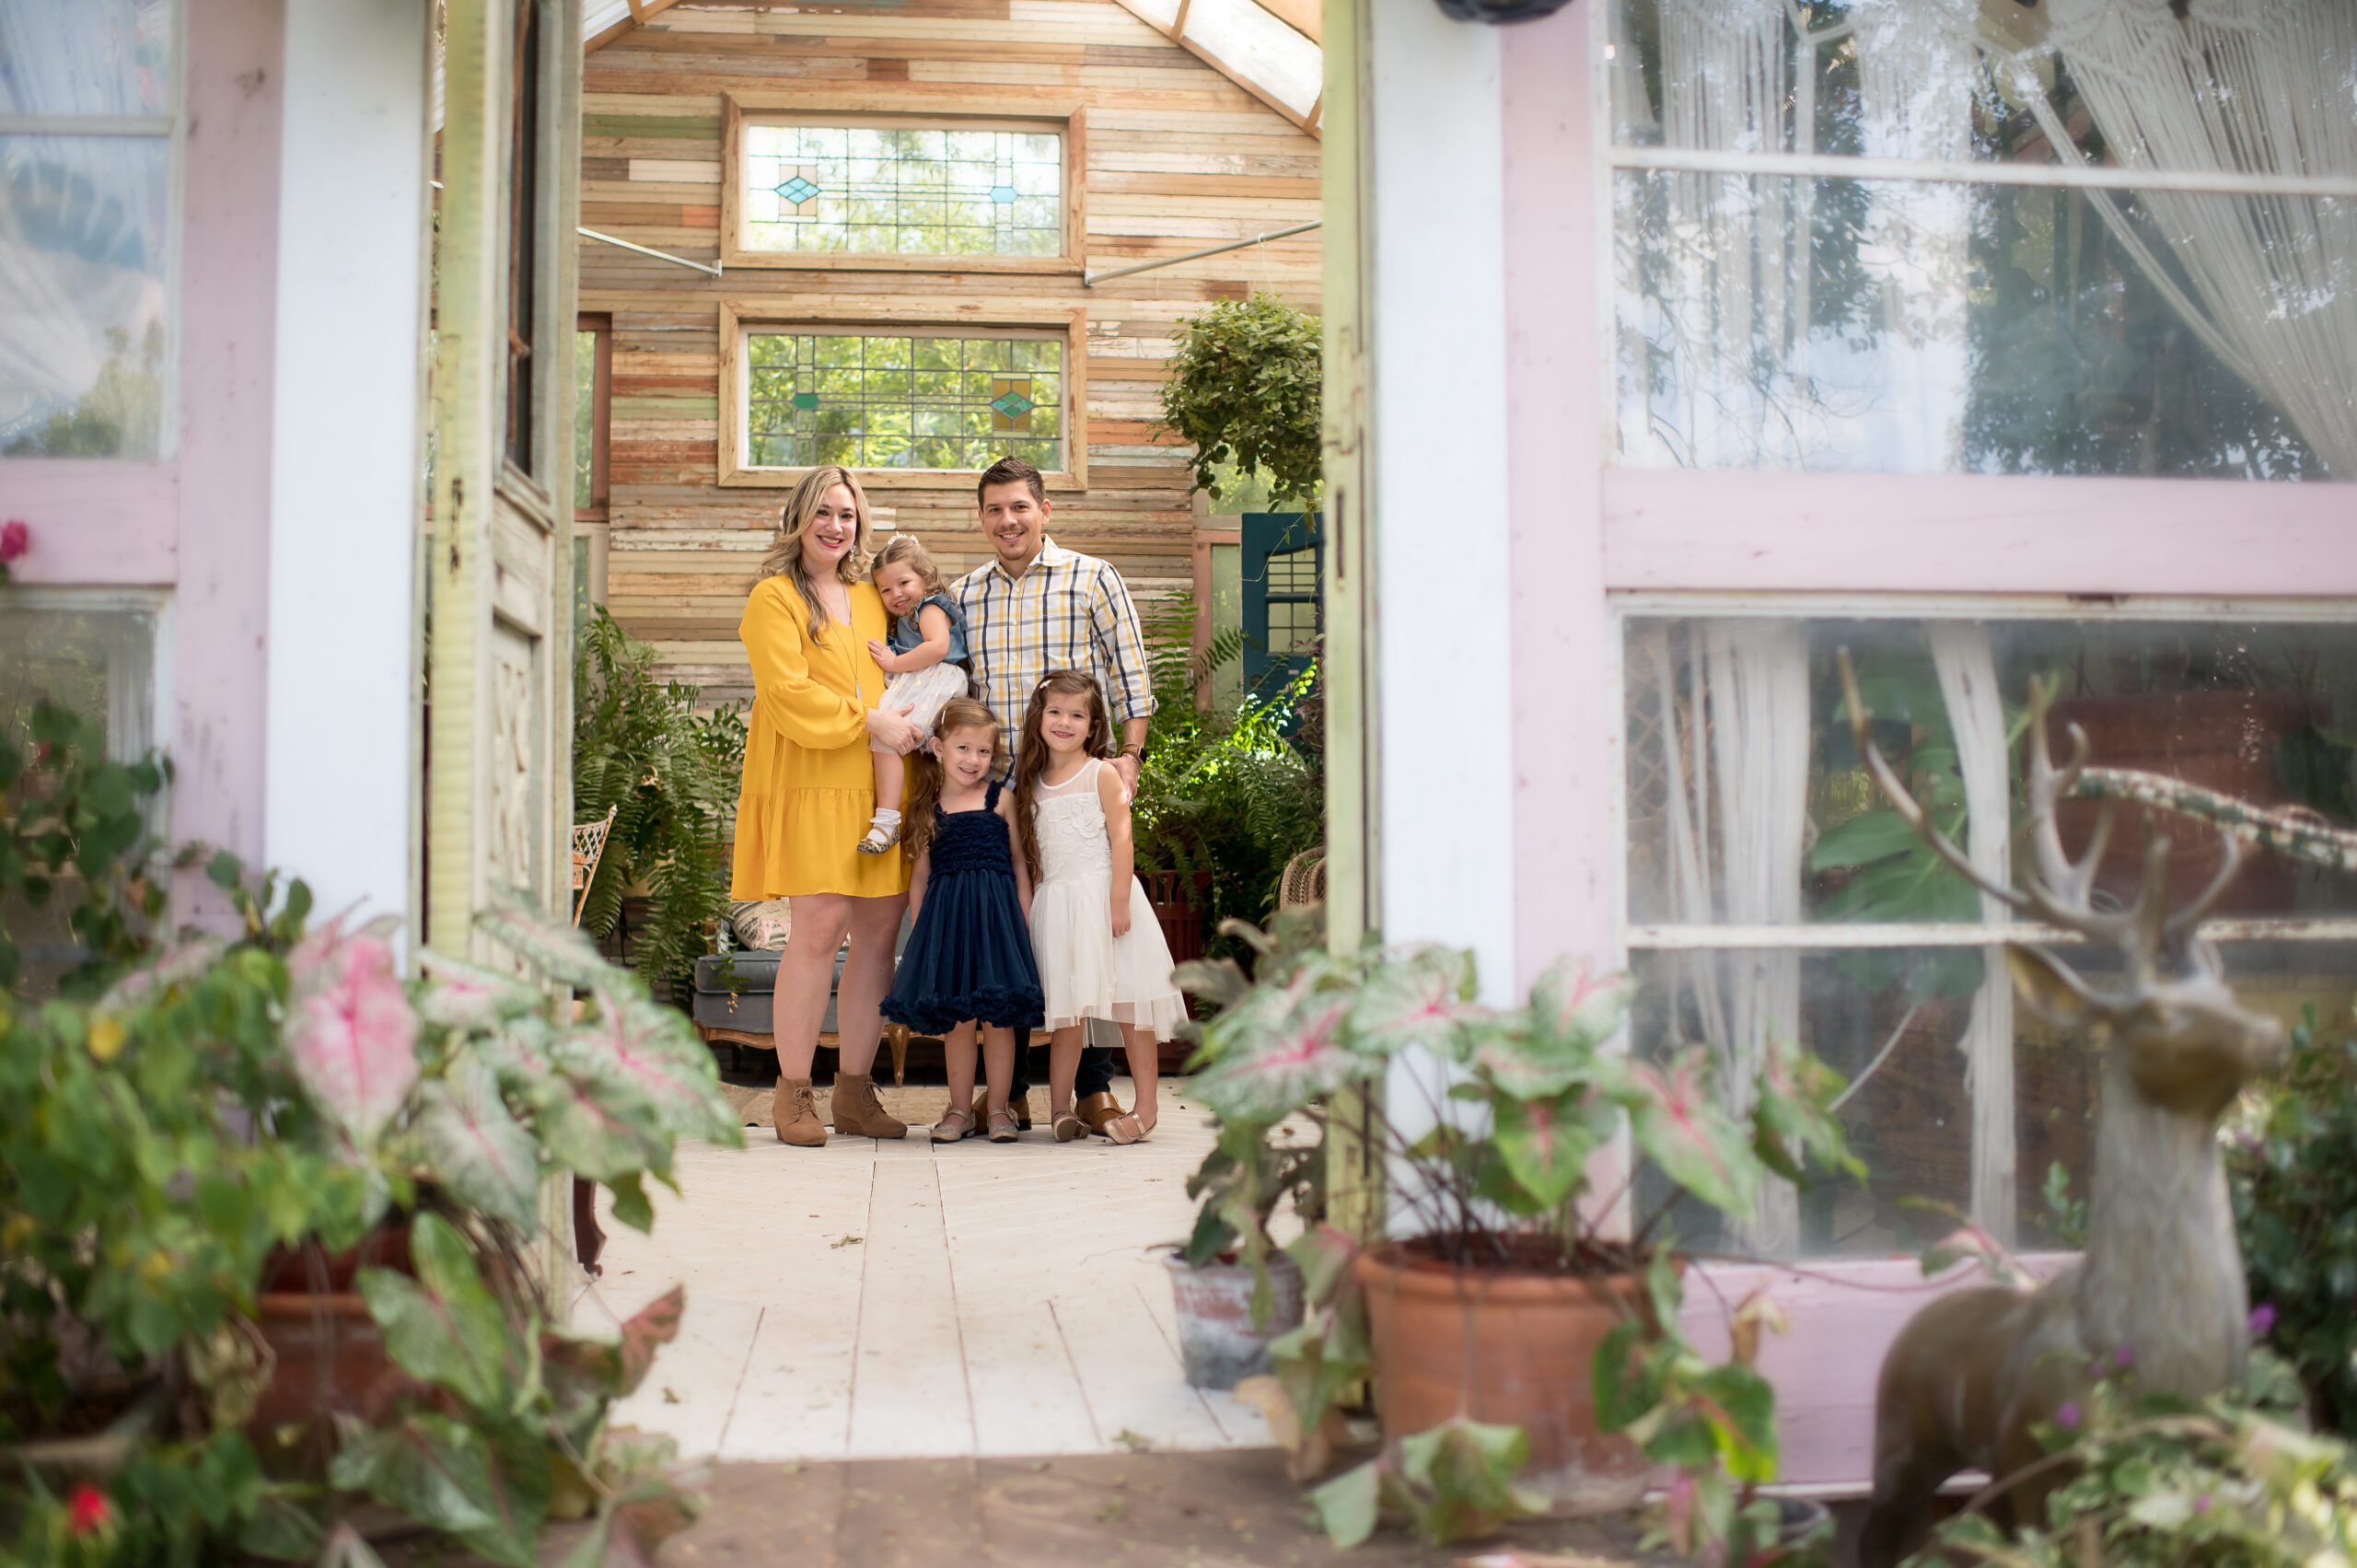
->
745;330;1064;472
741;122;1063;259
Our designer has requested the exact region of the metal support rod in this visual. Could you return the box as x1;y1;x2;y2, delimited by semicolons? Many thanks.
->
435;183;727;278
1083;220;1323;287
576;226;724;277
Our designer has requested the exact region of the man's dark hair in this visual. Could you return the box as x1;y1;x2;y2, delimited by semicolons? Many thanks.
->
976;455;1046;507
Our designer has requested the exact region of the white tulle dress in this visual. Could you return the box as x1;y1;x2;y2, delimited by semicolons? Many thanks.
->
1027;759;1187;1040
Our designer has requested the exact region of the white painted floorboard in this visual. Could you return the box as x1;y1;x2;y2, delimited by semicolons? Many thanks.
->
574;1085;1274;1461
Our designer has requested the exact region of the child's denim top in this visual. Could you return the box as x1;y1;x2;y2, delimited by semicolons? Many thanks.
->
889;591;971;667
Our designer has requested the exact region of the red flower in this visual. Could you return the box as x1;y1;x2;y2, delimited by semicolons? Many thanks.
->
0;518;27;563
65;1482;110;1536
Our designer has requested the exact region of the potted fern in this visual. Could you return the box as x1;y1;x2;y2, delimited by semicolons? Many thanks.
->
573;608;742;998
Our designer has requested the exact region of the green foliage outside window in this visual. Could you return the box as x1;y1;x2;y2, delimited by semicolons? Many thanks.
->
2231;1006;2357;1436
1159;293;1322;510
573;609;745;998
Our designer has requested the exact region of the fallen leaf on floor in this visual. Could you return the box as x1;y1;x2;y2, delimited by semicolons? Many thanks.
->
1113;1428;1152;1453
1096;1498;1128;1524
661;1387;679;1404
830;1234;863;1249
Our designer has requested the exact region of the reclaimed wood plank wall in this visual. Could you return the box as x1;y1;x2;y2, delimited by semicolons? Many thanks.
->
579;0;1323;709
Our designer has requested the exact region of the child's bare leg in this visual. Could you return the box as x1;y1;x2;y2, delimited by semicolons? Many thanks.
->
981;1026;1016;1115
1046;1026;1086;1121
935;1022;977;1139
1123;1024;1159;1129
858;746;905;854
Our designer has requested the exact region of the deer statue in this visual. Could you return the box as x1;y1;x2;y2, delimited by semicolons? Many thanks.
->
1839;656;2290;1567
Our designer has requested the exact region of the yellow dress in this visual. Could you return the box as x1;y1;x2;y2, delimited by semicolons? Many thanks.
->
730;575;911;901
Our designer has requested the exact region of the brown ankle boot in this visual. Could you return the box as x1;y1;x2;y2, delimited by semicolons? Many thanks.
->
773;1078;827;1147
830;1072;907;1140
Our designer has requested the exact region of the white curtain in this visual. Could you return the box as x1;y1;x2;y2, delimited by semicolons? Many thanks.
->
2041;0;2357;476
1655;621;1812;1257
1643;0;1806;470
1928;624;2018;1246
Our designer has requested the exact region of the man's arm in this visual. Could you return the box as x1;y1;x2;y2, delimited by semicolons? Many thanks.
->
1086;561;1155;794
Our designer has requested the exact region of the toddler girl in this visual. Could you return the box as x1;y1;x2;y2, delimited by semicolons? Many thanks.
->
1014;670;1184;1144
860;535;974;854
880;699;1045;1144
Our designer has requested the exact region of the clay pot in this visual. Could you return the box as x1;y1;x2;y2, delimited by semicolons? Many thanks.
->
1141;869;1213;1072
1355;1238;1654;1516
1166;1251;1306;1390
2049;691;2316;917
248;1226;414;1436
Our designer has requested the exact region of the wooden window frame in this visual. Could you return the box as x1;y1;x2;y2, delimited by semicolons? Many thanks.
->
720;93;1087;276
717;303;1090;492
575;313;611;521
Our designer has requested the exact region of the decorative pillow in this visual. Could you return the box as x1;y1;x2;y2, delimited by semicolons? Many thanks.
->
728;899;791;951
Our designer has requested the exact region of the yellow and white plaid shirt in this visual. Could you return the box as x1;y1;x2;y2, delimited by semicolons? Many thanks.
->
953;538;1156;752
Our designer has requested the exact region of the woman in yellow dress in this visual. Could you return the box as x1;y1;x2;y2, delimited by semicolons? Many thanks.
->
734;467;923;1148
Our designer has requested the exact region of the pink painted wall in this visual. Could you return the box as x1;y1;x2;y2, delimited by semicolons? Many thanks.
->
172;0;284;867
1504;1;1614;987
0;0;283;869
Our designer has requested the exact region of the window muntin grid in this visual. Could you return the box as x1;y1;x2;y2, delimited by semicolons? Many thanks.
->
744;328;1065;473
741;122;1063;259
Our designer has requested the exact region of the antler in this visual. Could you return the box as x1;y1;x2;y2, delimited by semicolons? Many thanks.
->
1833;652;2194;967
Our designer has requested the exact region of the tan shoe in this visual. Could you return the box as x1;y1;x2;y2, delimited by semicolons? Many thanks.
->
1076;1090;1128;1137
774;1078;827;1147
830;1071;908;1140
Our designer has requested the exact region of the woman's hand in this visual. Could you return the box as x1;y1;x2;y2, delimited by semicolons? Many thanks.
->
865;703;921;754
1109;894;1131;938
867;638;898;672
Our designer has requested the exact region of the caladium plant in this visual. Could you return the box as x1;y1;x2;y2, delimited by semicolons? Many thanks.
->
1176;910;1863;1557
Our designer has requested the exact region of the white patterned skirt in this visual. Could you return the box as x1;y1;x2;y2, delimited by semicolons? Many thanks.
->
1028;869;1188;1040
872;660;971;748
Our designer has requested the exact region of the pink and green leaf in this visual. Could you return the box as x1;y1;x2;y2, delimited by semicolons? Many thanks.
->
1618;1050;1759;1217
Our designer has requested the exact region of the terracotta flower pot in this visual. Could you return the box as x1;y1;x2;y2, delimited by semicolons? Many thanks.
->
1141;869;1213;1073
1354;1238;1654;1516
248;1226;414;1437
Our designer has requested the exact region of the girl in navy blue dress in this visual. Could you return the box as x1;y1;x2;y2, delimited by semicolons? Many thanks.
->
881;697;1046;1144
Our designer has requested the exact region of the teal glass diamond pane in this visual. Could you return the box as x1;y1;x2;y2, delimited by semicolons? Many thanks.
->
990;389;1036;419
989;183;1020;204
791;390;820;411
779;175;821;205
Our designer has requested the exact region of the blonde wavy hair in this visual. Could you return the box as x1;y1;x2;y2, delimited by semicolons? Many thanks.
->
761;466;876;641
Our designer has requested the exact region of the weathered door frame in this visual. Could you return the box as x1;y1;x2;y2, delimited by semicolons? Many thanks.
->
427;0;583;958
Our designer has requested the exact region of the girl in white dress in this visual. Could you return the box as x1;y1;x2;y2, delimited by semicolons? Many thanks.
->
1012;670;1185;1144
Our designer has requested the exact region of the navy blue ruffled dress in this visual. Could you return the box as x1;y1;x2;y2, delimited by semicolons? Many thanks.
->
881;781;1046;1036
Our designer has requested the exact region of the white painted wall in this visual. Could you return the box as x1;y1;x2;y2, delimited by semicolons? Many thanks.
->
1362;2;1515;1187
264;0;430;929
1365;0;1515;996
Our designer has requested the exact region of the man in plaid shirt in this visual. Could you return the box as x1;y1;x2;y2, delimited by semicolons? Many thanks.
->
951;456;1156;1133
954;457;1155;792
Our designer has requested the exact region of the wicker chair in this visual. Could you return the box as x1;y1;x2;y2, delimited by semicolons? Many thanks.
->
1280;849;1326;912
571;805;618;928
